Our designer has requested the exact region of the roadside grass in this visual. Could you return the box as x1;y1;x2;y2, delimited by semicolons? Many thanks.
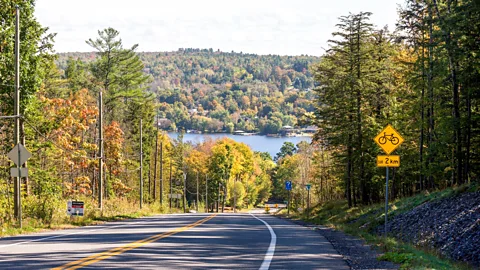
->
0;197;184;238
276;184;477;270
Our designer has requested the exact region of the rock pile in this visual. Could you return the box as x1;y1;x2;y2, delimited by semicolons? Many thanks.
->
375;191;480;267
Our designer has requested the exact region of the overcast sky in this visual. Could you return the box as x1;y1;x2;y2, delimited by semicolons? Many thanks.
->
35;0;404;56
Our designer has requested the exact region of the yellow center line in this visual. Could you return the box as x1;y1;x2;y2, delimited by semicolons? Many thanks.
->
52;214;217;270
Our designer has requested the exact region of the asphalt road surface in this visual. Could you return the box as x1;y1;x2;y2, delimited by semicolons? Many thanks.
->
0;213;349;270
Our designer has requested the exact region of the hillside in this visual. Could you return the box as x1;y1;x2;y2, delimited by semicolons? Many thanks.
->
56;50;320;134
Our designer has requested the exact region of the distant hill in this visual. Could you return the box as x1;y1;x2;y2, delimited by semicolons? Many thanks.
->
56;49;320;134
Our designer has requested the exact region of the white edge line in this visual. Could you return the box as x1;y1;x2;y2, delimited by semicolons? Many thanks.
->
250;214;276;270
0;213;211;249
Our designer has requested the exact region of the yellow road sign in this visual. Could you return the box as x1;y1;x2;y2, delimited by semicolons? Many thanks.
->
377;155;400;167
374;124;404;155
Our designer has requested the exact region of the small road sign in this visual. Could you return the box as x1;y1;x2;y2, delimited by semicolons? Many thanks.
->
10;167;28;177
376;155;400;167
285;181;292;190
7;143;31;166
67;201;84;216
374;124;404;155
168;194;182;199
305;184;311;190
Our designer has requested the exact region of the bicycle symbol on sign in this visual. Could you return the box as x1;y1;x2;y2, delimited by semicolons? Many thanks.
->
378;132;400;145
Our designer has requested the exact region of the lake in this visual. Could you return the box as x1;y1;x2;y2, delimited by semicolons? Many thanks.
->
167;132;312;158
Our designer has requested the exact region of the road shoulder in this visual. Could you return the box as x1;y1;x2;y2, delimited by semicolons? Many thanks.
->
273;215;399;270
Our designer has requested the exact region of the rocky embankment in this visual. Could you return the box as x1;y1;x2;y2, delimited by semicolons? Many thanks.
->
375;190;480;267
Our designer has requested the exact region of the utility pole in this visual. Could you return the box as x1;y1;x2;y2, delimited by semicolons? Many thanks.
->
205;174;208;213
140;119;143;209
169;161;172;210
153;114;159;201
233;175;237;213
160;141;163;205
183;172;187;213
97;91;104;209
13;5;21;228
148;158;151;201
196;172;199;212
217;182;220;213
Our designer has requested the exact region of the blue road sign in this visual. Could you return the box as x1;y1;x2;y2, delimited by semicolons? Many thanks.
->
305;184;311;190
285;181;292;190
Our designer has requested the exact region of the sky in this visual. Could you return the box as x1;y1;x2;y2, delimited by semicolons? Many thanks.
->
35;0;404;56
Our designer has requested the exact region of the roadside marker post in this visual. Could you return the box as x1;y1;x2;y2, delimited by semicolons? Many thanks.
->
374;124;404;238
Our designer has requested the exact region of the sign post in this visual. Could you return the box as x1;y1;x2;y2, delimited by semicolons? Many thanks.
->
285;181;292;215
374;124;404;238
7;143;32;228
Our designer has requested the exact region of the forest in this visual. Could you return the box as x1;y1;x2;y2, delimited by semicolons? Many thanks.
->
56;50;319;134
297;0;480;208
1;0;479;233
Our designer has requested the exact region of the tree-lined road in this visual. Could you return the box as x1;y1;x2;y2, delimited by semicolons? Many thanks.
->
0;214;349;269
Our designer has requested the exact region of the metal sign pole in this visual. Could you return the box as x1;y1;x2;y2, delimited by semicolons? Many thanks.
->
287;189;290;216
385;167;389;238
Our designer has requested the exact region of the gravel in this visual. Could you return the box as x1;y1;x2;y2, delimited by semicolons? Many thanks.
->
277;216;399;270
373;190;480;268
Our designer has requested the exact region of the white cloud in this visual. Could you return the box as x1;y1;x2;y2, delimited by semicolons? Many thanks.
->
35;0;402;55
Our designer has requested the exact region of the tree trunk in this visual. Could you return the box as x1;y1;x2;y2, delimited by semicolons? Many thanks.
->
419;23;426;191
432;0;462;185
347;129;353;208
465;92;471;182
427;3;435;189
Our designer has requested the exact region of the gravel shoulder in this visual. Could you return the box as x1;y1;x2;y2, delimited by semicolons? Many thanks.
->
275;215;399;270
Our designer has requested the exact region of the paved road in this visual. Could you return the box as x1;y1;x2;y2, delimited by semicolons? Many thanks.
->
0;213;349;269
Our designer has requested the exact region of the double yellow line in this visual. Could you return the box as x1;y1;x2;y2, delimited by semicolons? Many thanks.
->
52;214;217;270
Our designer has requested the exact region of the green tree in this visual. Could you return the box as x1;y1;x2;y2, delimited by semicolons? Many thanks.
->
275;142;297;162
86;27;152;124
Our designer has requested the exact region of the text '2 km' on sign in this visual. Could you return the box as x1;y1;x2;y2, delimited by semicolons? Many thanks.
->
377;155;400;167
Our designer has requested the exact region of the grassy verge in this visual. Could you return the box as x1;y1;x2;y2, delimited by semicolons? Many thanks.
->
276;184;478;270
1;197;185;238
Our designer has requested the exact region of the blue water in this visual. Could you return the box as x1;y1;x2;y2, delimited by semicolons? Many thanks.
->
167;132;312;158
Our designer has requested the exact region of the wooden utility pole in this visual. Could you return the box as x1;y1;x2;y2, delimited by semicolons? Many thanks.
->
13;5;21;227
169;161;172;210
233;175;237;213
160;141;163;204
153;114;159;200
140;119;143;209
196;172;199;212
98;93;104;209
183;172;187;213
205;174;208;213
217;182;220;213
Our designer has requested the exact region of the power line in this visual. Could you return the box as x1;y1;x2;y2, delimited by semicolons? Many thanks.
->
23;118;95;160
